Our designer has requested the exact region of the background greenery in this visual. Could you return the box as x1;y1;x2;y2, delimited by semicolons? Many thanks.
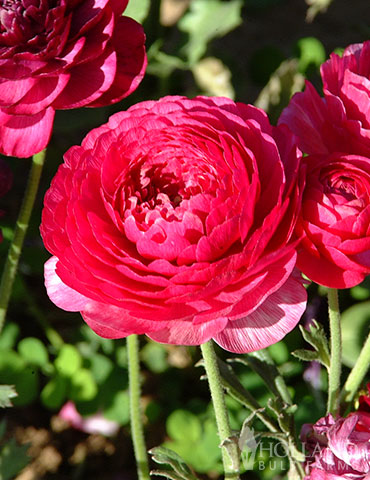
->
0;0;369;478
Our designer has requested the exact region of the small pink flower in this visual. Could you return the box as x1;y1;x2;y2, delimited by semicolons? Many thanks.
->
0;0;147;158
302;397;370;480
279;42;370;288
41;96;307;353
59;401;119;436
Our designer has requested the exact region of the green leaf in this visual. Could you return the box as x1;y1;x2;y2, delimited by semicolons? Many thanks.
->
147;40;188;78
234;348;293;405
0;352;38;407
292;349;320;363
299;320;330;369
299;320;330;368
0;323;19;350
69;369;98;402
103;390;130;425
178;0;242;64
88;354;113;385
18;337;49;367
123;0;150;22
149;446;199;480
141;342;168;373
166;410;202;443
41;375;68;409
0;386;17;408
0;438;30;480
351;277;370;301
342;301;370;368
295;37;326;73
55;344;82;377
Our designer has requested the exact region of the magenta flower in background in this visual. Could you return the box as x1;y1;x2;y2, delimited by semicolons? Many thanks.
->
302;394;370;480
279;41;370;288
279;41;370;157
40;96;307;353
0;0;147;158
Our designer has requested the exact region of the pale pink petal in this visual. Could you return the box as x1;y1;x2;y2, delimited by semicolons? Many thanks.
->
213;273;306;353
44;256;90;311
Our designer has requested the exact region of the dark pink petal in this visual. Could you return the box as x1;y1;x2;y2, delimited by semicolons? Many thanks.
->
7;75;70;115
52;49;117;109
279;81;331;155
87;17;146;106
0;107;54;157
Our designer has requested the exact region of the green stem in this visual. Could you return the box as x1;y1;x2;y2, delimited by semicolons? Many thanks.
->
200;341;240;480
127;334;150;480
327;288;342;415
341;330;370;405
0;149;47;334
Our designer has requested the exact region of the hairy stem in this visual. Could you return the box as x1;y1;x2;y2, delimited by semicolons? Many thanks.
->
342;330;370;405
0;149;47;334
327;288;342;415
200;340;240;480
127;334;150;480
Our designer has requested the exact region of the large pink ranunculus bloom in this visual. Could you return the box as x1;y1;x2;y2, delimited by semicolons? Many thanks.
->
40;96;307;353
0;0;147;158
279;42;370;288
302;399;370;480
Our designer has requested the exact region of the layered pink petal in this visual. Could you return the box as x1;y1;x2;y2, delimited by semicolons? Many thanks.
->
0;107;54;157
213;273;306;353
41;96;305;351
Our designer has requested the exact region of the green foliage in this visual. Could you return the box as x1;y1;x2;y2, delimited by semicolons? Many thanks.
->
292;320;330;369
103;390;130;425
0;323;19;350
150;446;200;480
55;344;82;377
0;421;30;480
295;37;326;74
124;0;150;23
142;342;168;373
341;301;370;368
162;410;222;473
0;350;39;406
41;375;68;409
178;0;243;65
18;337;49;367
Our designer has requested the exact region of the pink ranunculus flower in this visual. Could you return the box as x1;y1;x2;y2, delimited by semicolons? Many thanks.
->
40;96;307;353
302;402;370;479
279;41;370;157
293;152;370;288
0;0;147;158
279;42;370;288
